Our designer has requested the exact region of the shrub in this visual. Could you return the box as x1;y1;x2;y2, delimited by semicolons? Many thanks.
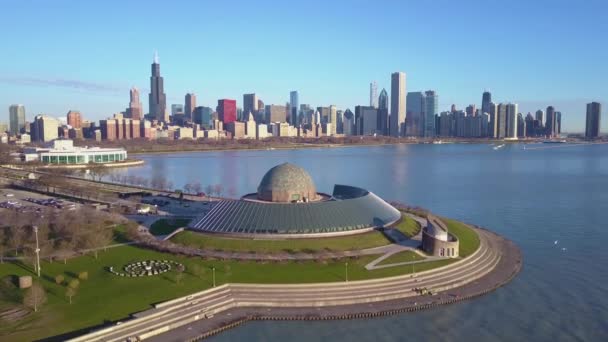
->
68;279;80;289
78;271;88;281
55;274;65;285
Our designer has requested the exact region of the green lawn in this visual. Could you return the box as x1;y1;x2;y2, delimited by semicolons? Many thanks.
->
444;218;481;257
0;243;456;341
393;215;421;237
377;251;426;265
149;218;191;236
170;230;392;253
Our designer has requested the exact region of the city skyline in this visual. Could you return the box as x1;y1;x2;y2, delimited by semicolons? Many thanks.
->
0;1;607;132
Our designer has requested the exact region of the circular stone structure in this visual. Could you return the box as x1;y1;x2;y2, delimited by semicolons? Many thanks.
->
189;163;402;237
109;260;184;277
257;163;319;202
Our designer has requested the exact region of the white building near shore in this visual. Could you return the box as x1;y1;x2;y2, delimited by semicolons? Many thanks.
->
22;139;127;164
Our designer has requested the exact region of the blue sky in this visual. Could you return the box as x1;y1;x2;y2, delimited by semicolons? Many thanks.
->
1;0;607;132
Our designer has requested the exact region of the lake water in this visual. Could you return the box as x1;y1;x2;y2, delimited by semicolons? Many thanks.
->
109;143;608;341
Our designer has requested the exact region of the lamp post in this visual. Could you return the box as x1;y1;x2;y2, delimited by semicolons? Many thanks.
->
345;262;348;282
33;226;41;277
212;266;216;287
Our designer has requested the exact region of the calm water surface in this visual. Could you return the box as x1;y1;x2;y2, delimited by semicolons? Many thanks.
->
109;143;608;341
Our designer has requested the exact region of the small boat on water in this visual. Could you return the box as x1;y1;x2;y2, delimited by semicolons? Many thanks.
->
493;144;505;150
542;139;567;144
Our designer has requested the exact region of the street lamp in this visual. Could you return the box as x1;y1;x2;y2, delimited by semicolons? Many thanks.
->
345;262;348;282
212;266;216;287
33;226;41;277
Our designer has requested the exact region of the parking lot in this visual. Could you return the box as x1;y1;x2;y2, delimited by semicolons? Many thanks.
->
0;188;81;214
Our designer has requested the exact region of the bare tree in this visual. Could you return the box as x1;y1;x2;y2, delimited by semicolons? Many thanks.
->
192;182;203;195
23;282;47;312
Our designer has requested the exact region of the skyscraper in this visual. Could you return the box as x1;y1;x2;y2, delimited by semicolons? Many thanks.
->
185;93;196;120
343;109;355;136
378;88;389;135
218;99;237;125
535;109;545;127
370;81;378;108
9;104;26;136
488;103;498;138
585;102;601;138
390;72;406;137
290;91;299;125
243;94;259;119
128;87;143;119
148;52;167;122
506;103;518;139
171;104;184;116
424;90;438;138
545;106;557;137
329;105;337;135
497;103;508;138
406;92;425;137
481;91;492;114
66;110;82;128
30;115;59;142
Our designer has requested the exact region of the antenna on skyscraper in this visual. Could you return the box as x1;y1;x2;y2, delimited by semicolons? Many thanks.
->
154;51;159;64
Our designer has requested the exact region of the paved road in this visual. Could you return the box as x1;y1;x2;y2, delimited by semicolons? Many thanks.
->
69;226;510;342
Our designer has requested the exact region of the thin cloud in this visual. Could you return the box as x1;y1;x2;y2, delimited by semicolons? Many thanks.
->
0;76;145;95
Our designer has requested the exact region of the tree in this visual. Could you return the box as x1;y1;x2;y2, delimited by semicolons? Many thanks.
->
205;185;214;200
55;274;64;285
23;282;47;312
183;183;193;195
174;264;185;285
191;182;203;195
65;286;77;304
68;279;80;289
190;264;206;279
78;271;88;281
87;163;109;182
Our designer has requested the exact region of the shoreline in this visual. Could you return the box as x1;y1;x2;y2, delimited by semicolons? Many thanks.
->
151;228;522;342
69;226;522;342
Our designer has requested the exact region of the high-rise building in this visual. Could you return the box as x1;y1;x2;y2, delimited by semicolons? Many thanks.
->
218;99;237;125
185;93;196;120
506;103;518;139
9;104;26;136
343;109;355;136
517;113;526;138
586;102;601;138
329;105;337;135
497;103;508;138
556;112;562;135
148;52;167;122
316;107;330;124
535;110;545;127
243;93;258;119
545;106;557;137
481;91;492;115
171;104;184;116
390;72;406;137
193;106;213;128
424;90;438;138
30;115;59;142
66;110;82;128
128;87;143;119
370;81;378;108
488;102;498;138
466;104;476;117
406;92;425;137
355;106;378;136
265;105;287;123
290;91;299;125
378;88;389;135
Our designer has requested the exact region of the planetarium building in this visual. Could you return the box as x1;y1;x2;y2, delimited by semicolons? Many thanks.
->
189;163;402;238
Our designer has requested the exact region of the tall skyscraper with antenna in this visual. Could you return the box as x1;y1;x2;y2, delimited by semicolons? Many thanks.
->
482;90;492;114
148;52;167;122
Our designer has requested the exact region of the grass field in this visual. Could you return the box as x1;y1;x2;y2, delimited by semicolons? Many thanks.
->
149;218;191;236
377;251;426;265
0;242;456;341
394;215;421;237
170;230;392;253
444;218;481;257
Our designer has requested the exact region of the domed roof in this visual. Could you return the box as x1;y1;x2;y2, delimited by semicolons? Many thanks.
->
257;163;317;202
